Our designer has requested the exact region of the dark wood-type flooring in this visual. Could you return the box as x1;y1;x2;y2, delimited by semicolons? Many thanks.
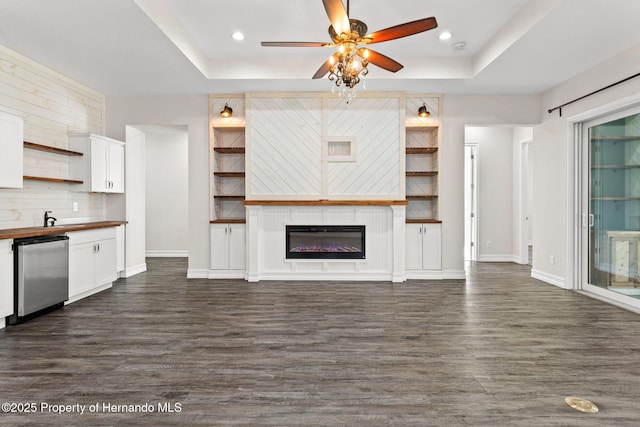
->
1;259;640;426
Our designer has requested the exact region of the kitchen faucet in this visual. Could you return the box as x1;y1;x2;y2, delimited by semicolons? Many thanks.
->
44;211;57;227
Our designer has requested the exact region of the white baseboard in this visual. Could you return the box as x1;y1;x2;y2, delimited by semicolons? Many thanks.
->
531;269;567;289
122;263;147;278
477;254;520;263
251;272;393;281
406;270;466;280
145;250;188;257
207;270;246;279
187;269;210;279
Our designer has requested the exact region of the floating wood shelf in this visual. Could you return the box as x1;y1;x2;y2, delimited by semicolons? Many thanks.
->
214;172;246;177
244;200;408;206
406;195;438;200
406;147;438;154
23;175;84;184
215;195;245;200
210;218;246;224
214;147;245;154
406;218;442;224
406;171;438;177
24;141;83;156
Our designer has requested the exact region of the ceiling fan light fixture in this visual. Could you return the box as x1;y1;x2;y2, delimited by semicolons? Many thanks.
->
418;103;430;118
220;103;233;118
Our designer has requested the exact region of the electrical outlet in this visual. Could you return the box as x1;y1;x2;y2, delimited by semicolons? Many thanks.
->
549;255;555;265
486;240;491;247
72;202;78;212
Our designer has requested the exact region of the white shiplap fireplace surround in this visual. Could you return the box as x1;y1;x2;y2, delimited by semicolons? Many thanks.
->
209;92;442;282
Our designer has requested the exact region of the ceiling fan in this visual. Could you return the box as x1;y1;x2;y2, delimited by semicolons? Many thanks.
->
261;0;438;89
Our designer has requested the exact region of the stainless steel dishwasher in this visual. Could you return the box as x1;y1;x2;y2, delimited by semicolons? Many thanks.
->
9;234;69;324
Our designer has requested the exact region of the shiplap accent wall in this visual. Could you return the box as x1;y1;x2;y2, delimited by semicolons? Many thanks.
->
248;95;323;198
327;96;403;198
246;92;404;200
0;44;106;229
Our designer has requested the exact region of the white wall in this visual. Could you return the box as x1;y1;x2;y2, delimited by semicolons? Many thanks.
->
535;45;640;288
441;95;541;275
105;96;209;274
143;127;188;256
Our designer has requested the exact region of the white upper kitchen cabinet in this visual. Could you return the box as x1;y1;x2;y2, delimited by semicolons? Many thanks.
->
69;133;124;193
0;111;23;188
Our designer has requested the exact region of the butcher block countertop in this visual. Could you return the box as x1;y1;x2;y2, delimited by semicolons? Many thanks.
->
0;221;126;240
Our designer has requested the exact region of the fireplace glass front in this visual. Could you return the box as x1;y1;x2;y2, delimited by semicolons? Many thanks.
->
286;225;365;259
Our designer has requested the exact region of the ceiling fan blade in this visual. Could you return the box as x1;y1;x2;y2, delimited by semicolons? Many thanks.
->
312;53;340;79
323;0;350;35
358;48;403;72
365;17;438;44
261;41;333;47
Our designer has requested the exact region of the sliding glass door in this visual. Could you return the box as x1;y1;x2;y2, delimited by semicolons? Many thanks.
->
584;108;640;302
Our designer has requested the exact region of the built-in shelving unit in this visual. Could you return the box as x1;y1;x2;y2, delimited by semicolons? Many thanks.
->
405;124;440;222
23;141;84;184
210;95;246;223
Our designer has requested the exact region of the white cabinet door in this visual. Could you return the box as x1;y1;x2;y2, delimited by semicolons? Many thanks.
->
0;240;14;319
0;111;23;188
68;228;118;302
211;224;229;270
422;223;442;270
405;223;441;271
211;224;246;270
107;141;124;193
69;242;94;299
405;224;424;271
228;224;246;270
90;137;110;192
94;238;117;286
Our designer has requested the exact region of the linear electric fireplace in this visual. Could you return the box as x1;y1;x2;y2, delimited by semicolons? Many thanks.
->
286;225;366;259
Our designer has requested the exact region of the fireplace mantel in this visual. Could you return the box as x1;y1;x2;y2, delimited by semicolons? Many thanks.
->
244;200;408;206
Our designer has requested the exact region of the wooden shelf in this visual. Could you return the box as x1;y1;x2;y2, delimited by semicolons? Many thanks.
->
244;200;408;206
24;175;84;184
24;141;83;156
210;218;246;224
406;218;442;224
212;126;245;131
214;172;245;177
406;147;438;154
214;147;245;154
215;195;245;200
406;171;438;177
407;195;438;200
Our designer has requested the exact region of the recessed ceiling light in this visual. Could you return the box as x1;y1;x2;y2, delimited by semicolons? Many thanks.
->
232;32;245;41
438;32;452;41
